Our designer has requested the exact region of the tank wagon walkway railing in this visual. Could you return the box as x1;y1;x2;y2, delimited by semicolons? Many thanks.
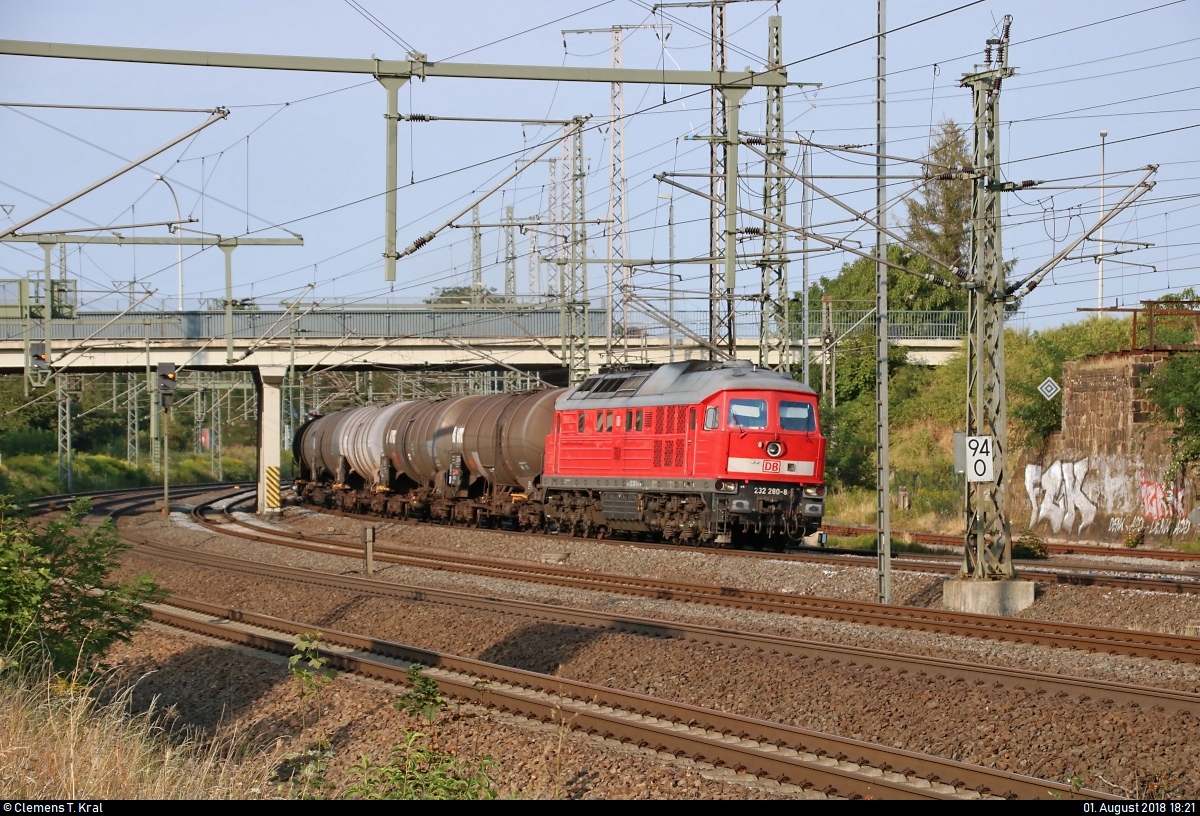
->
0;307;966;343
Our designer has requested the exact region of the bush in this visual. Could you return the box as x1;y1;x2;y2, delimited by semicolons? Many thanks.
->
344;730;496;800
0;497;165;671
1124;528;1146;549
0;428;56;456
1012;529;1049;559
1145;351;1200;473
395;664;445;722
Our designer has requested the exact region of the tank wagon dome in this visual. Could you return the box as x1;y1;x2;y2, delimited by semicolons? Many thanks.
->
557;359;814;410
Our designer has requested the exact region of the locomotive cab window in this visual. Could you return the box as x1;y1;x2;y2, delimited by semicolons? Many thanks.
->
780;401;816;432
635;410;644;431
606;411;614;432
625;410;632;431
728;399;767;429
595;412;604;433
704;406;719;430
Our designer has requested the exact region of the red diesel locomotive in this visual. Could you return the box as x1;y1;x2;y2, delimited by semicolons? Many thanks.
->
293;359;827;546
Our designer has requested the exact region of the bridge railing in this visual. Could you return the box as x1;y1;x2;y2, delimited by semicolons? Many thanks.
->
0;307;966;342
624;309;965;342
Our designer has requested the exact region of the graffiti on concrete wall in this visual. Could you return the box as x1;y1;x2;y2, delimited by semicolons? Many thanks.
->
1140;477;1187;521
1103;476;1193;537
1108;515;1192;537
1024;459;1098;535
1024;458;1196;539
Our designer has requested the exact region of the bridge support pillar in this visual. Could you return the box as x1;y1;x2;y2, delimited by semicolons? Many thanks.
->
255;367;286;514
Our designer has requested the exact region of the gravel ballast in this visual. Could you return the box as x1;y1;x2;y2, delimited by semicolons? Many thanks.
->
106;626;806;799
108;498;1200;798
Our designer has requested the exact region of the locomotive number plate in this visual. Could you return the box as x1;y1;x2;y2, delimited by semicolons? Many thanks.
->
753;487;789;496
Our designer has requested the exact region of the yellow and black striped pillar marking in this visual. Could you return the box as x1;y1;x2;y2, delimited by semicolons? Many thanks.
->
265;466;281;510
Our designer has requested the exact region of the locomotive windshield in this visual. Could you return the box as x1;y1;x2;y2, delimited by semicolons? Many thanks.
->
779;400;816;432
728;398;767;429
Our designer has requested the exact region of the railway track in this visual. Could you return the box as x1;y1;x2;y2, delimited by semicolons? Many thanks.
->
146;594;1117;800
823;523;1200;564
121;525;1200;717
27;482;236;515
784;546;1200;594
304;499;1200;595
188;495;1200;664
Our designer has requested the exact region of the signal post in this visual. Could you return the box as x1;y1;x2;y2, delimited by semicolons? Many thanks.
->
157;362;176;526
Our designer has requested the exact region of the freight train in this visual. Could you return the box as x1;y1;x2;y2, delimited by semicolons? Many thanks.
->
292;359;827;547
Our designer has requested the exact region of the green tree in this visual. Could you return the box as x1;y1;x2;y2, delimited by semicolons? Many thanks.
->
905;120;972;271
1007;317;1134;449
1145;351;1200;472
820;397;874;490
0;498;165;671
798;247;968;316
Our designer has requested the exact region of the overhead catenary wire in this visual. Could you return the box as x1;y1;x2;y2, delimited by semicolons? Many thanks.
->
7;5;1190;328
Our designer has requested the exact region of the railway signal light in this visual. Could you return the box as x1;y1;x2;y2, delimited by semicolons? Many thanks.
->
157;362;177;408
29;342;50;372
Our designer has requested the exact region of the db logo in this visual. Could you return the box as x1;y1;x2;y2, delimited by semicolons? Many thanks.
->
762;460;781;473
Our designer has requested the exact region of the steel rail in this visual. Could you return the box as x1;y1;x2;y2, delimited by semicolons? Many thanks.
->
25;481;237;513
823;523;1200;564
764;548;1200;594
121;529;1200;717
149;596;1117;800
195;499;1200;663
305;499;1200;593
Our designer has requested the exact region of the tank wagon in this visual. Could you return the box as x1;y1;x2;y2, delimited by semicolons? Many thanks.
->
294;359;826;546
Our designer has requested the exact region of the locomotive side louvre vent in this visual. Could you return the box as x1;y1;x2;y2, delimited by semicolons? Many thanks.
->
672;405;687;435
675;438;685;468
653;439;664;468
653;410;663;435
613;448;621;461
664;439;675;466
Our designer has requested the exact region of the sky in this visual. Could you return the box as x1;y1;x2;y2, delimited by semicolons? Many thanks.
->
1;0;1197;334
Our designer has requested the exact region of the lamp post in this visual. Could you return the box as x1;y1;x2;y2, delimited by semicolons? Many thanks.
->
154;174;184;311
1098;130;1107;309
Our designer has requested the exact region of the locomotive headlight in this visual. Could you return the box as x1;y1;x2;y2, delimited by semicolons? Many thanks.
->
765;441;784;458
802;484;827;498
715;480;738;493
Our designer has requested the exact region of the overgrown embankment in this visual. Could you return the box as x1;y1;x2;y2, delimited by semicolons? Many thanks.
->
821;311;1195;534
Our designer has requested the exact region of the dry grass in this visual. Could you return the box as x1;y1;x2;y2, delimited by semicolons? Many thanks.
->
826;489;965;536
0;656;277;799
825;489;877;526
827;421;965;535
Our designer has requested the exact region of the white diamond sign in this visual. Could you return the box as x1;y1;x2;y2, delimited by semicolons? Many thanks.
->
1038;377;1061;401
